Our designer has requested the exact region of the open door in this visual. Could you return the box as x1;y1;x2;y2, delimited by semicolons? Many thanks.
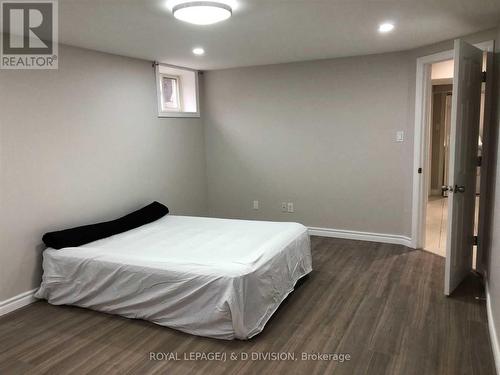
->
444;40;483;296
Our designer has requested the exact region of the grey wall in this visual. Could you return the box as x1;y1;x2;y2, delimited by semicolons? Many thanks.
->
203;51;414;236
203;29;498;238
0;45;208;301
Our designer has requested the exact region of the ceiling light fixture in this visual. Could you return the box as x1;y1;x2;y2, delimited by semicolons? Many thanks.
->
172;1;232;25
193;47;205;55
378;22;395;33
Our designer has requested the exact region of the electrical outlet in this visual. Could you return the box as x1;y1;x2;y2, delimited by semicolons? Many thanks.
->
281;202;288;212
287;202;294;213
253;200;259;210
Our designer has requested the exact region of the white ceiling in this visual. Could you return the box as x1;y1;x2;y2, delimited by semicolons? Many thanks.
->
59;0;500;70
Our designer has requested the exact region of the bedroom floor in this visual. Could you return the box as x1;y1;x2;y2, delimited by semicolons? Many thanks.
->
0;236;495;375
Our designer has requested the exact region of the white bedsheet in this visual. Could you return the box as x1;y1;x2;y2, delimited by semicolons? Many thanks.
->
35;215;312;340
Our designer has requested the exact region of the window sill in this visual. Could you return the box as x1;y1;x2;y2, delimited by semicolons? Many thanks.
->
158;112;200;118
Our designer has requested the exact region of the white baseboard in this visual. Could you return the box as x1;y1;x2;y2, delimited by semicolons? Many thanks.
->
486;282;500;375
0;289;37;317
308;226;413;247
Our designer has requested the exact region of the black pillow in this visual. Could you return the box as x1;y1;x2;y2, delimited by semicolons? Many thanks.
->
42;201;169;249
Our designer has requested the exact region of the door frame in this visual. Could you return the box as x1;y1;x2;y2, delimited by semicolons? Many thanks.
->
411;40;494;250
477;46;495;274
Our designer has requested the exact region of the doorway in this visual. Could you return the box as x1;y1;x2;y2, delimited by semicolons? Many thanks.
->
423;59;486;265
411;40;493;295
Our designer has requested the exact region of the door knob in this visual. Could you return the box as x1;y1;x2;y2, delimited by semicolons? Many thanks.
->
442;185;453;192
454;185;465;193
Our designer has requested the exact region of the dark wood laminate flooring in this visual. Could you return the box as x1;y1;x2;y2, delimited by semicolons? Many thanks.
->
0;236;496;374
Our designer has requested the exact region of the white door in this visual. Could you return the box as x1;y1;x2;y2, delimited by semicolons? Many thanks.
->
444;40;483;296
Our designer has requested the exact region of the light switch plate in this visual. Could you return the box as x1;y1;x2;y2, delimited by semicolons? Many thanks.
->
396;131;404;142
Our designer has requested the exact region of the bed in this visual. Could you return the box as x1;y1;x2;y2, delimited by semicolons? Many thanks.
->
35;215;312;340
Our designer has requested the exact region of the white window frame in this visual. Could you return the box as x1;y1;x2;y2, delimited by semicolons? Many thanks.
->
155;63;200;118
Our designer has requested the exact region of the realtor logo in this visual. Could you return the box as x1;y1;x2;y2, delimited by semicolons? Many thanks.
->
1;0;58;69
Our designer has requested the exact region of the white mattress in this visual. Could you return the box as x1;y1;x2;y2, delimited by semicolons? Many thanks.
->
35;215;312;340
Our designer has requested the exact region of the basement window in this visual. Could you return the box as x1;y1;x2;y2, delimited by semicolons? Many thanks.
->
160;74;181;112
155;63;200;118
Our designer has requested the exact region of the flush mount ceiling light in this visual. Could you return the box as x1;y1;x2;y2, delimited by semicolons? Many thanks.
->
172;1;232;25
193;47;205;55
378;22;395;33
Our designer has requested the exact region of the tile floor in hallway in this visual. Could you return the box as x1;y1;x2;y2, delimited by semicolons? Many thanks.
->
425;196;448;257
424;195;479;259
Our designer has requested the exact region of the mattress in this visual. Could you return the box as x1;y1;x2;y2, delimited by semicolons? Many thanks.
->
35;215;312;340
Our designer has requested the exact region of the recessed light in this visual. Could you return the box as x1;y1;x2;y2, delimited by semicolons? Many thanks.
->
193;47;205;56
172;1;232;25
378;22;395;33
